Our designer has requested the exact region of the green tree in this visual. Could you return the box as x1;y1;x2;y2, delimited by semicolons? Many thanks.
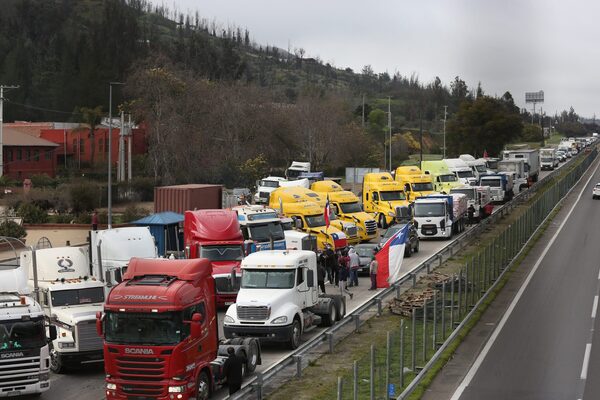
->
521;124;543;142
367;109;387;137
78;106;104;166
447;96;523;157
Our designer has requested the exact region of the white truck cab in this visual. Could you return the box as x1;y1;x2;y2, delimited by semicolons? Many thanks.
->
22;246;105;373
255;176;287;204
224;250;344;349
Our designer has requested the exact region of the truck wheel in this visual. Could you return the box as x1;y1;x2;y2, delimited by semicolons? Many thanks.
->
242;338;259;374
322;295;345;320
195;371;210;400
50;348;67;374
289;319;302;349
414;240;420;253
405;244;412;258
378;214;388;229
321;302;337;327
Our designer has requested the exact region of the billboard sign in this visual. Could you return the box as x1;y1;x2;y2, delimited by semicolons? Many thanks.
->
525;91;544;103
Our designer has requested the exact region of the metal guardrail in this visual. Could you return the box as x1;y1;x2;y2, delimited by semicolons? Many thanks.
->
229;149;591;400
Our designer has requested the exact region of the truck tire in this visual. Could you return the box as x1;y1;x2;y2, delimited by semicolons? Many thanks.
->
242;338;260;374
379;214;388;229
321;301;337;327
195;371;210;400
322;295;345;320
414;240;420;253
50;348;67;374
289;319;302;349
405;244;412;258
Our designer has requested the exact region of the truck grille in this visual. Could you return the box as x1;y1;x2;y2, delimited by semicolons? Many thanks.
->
237;305;270;320
344;225;358;238
116;356;166;397
259;192;270;199
215;276;241;295
0;355;40;389
364;220;377;235
420;224;438;236
76;320;103;352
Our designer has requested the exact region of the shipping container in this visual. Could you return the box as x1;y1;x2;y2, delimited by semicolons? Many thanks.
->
154;184;223;214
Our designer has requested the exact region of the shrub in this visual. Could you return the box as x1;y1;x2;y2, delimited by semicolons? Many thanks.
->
74;213;91;224
122;205;149;223
30;174;58;188
54;214;75;224
69;182;100;214
0;220;26;240
17;203;48;224
130;177;155;202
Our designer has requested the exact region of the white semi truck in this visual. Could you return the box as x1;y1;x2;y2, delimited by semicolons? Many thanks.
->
0;263;55;396
540;148;559;170
413;193;468;239
22;246;105;373
502;149;540;183
450;185;492;220
224;250;345;349
444;158;478;185
254;176;287;204
498;159;528;193
90;227;157;289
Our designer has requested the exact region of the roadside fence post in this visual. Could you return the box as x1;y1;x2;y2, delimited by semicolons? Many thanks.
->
254;372;263;400
370;345;375;400
450;275;455;328
433;290;437;350
422;301;427;363
457;270;462;319
337;376;343;400
385;331;391;399
353;360;358;400
463;261;469;314
377;298;383;317
400;319;405;388
441;280;446;340
293;355;302;378
353;314;360;333
411;309;416;372
327;332;334;354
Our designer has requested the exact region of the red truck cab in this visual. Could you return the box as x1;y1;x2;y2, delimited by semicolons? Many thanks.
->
98;258;260;400
184;210;244;307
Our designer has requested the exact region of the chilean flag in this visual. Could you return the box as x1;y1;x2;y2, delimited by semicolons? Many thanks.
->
324;195;331;228
375;224;409;288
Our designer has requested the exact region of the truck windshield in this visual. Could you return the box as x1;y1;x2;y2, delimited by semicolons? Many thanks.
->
541;158;553;162
305;214;326;227
439;174;457;182
0;318;45;351
249;223;285;242
412;183;433;192
105;311;183;345
339;202;362;213
259;180;279;188
456;170;474;178
200;245;244;261
481;179;501;188
499;164;517;173
380;191;406;201
241;269;296;289
414;203;445;217
475;165;487;173
451;189;474;200
51;287;104;307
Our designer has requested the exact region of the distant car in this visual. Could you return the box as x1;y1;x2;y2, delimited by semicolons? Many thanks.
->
379;223;420;257
556;151;566;162
353;243;379;274
593;183;600;199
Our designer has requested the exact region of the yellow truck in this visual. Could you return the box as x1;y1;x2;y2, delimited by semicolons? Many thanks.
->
394;166;437;201
420;160;462;194
269;187;350;250
311;180;378;242
362;172;410;228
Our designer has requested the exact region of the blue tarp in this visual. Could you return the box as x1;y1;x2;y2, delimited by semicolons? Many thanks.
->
132;212;184;256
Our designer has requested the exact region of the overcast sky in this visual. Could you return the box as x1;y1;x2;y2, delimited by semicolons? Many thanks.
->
154;0;600;118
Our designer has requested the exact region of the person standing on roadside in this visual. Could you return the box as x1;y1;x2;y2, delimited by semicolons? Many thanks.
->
91;211;99;231
323;244;336;284
317;254;327;294
369;249;379;290
337;249;353;299
348;247;360;287
223;346;244;395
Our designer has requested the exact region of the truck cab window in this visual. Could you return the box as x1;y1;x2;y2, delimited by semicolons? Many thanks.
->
296;268;305;286
372;192;379;202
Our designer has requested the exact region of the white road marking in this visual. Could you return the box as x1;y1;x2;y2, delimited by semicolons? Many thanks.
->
597;268;600;280
592;296;598;319
581;343;592;380
450;157;600;400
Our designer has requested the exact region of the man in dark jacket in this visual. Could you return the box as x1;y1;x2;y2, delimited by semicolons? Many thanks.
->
317;252;327;294
223;347;244;395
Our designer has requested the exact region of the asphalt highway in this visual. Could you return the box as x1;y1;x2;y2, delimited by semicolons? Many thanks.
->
451;157;600;400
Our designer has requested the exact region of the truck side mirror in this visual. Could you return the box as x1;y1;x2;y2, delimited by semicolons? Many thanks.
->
307;270;314;288
114;268;122;284
49;325;57;341
191;313;204;339
185;245;190;259
294;218;302;229
95;312;103;337
230;268;237;289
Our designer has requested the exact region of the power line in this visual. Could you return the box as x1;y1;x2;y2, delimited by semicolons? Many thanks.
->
5;99;84;116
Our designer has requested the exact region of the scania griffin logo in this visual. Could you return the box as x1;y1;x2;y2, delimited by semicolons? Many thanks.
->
0;352;24;359
124;348;154;355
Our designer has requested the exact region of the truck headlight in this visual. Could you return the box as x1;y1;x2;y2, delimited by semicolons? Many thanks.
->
271;316;288;324
224;315;235;324
58;342;75;349
106;383;117;390
168;385;186;393
39;372;49;381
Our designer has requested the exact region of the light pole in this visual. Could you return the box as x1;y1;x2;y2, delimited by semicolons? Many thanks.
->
443;105;448;159
0;85;19;177
108;82;123;228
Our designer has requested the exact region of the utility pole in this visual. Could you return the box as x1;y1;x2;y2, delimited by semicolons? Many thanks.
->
443;105;448;159
127;114;132;182
108;82;123;229
419;107;424;170
0;85;19;177
388;97;392;171
362;94;365;128
119;111;125;182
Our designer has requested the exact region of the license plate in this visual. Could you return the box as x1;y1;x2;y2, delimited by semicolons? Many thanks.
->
423;230;434;235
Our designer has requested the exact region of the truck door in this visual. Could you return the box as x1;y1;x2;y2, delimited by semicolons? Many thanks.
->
295;267;312;308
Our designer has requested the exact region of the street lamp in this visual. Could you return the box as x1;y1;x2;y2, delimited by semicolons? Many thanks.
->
108;82;124;228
